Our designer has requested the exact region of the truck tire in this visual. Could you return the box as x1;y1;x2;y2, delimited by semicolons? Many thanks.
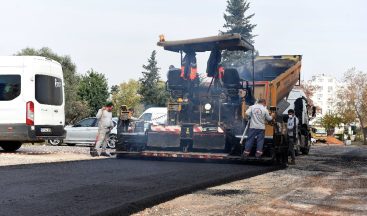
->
0;141;22;152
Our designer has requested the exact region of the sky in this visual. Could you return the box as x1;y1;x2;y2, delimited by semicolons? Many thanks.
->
0;0;366;86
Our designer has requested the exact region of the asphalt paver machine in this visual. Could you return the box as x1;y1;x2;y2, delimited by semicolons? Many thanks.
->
116;34;309;164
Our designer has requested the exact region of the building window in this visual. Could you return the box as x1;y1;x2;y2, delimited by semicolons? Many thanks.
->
318;79;323;82
328;86;333;92
328;79;333;82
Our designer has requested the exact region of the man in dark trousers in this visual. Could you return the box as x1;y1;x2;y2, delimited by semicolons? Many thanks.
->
243;99;274;158
287;109;299;165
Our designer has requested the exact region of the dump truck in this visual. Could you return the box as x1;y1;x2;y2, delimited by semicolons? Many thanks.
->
116;34;312;164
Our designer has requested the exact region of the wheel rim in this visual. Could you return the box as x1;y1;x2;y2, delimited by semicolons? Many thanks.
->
108;134;117;148
49;140;61;146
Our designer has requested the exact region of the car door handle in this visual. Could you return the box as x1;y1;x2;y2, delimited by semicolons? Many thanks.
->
54;110;59;113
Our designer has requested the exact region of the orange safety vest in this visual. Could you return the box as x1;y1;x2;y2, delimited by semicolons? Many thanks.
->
189;67;197;80
218;66;224;79
181;66;198;80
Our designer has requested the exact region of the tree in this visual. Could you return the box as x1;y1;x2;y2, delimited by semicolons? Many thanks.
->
78;69;109;115
320;113;343;135
221;0;257;67
298;81;320;106
335;68;367;144
112;79;141;115
110;85;119;95
138;51;169;107
16;47;90;124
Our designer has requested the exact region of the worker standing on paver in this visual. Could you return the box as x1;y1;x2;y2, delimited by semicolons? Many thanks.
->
287;109;298;165
91;102;114;157
243;99;274;158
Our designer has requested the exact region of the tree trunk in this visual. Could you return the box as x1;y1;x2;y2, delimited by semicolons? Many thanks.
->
354;105;366;145
362;126;367;145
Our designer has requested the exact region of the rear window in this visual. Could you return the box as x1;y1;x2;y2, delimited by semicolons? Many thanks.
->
35;75;63;105
0;75;21;101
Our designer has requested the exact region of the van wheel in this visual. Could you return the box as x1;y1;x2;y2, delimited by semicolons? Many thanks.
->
48;139;62;146
0;142;22;152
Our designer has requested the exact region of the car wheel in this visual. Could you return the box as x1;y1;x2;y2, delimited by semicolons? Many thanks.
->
48;139;62;146
0;141;22;152
108;134;117;149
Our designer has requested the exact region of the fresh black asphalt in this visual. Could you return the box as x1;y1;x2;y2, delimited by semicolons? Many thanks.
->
0;158;280;216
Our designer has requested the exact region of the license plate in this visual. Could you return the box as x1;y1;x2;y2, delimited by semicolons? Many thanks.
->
41;128;52;133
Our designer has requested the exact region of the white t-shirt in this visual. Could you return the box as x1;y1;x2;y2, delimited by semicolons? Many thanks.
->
287;116;299;137
246;103;273;130
96;109;114;129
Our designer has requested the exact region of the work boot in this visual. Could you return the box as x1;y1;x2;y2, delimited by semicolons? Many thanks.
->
255;151;263;158
90;148;99;157
289;160;296;165
241;151;250;160
100;152;112;157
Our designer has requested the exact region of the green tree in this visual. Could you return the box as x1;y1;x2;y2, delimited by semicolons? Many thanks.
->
222;0;257;67
138;50;169;107
320;113;343;135
112;79;141;115
78;69;109;115
336;68;367;144
16;47;90;124
110;85;119;95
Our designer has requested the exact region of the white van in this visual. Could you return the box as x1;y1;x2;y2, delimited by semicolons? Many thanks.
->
0;56;66;151
138;107;167;125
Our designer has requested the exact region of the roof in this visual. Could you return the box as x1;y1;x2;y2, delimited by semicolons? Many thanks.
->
157;34;254;53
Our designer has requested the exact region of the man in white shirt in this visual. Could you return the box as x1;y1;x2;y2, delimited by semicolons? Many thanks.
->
243;99;274;158
287;109;299;165
92;102;114;157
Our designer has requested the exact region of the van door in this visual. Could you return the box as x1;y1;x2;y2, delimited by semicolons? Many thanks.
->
34;74;64;126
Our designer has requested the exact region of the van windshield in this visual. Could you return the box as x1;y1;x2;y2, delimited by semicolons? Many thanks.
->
0;75;21;101
316;128;327;134
139;113;152;121
35;75;63;105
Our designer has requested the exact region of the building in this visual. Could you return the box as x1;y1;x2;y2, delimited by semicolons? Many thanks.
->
307;74;342;115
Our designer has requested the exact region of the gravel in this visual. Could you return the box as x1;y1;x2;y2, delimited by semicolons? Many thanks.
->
134;144;367;216
0;144;114;166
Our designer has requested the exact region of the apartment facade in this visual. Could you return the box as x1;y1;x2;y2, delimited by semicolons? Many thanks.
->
307;74;341;115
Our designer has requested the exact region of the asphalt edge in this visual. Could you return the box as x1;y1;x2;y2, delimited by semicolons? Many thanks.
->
92;165;282;216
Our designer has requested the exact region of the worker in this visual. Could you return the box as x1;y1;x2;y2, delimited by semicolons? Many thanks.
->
91;102;114;157
243;99;274;158
118;105;131;132
287;109;299;165
181;52;198;80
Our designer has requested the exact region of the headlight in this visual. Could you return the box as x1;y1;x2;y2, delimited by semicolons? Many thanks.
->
204;103;212;111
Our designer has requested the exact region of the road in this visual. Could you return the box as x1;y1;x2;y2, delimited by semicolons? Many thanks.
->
0;152;280;216
135;144;367;216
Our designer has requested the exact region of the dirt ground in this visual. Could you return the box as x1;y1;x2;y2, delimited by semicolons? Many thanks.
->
135;144;367;216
